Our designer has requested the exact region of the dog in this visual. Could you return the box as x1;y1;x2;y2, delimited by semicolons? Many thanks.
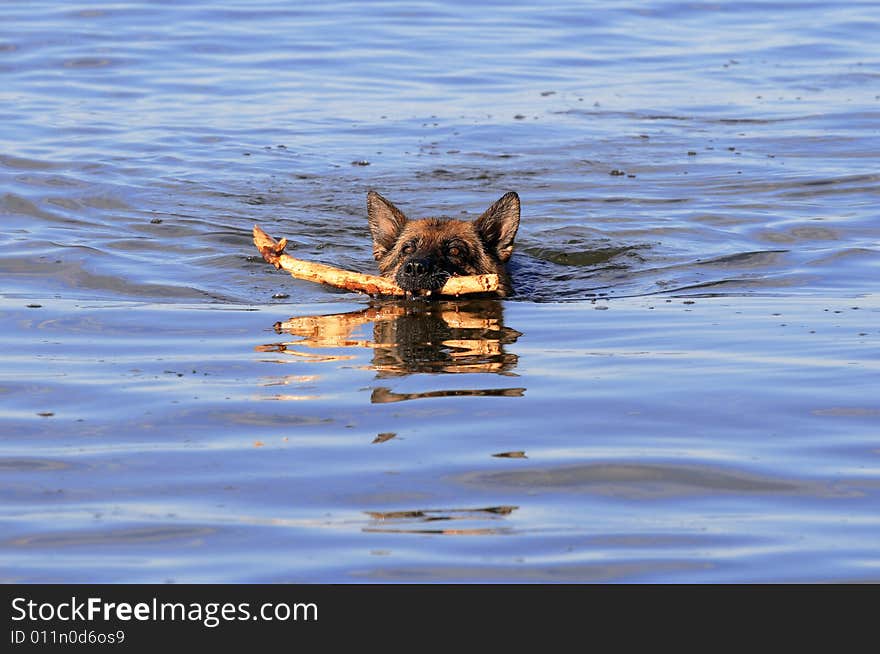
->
367;190;520;296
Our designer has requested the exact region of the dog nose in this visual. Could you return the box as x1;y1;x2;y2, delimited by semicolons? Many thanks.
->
403;259;431;277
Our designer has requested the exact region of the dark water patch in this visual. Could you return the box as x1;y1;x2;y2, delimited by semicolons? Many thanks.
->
414;167;506;183
523;245;642;267
456;462;851;499
1;254;221;301
0;155;65;171
556;109;827;126
587;533;748;549
0;458;73;472
223;412;334;428
657;276;811;295
1;192;66;222
62;56;119;69
756;226;841;245
354;560;710;582
694;250;789;268
812;407;880;418
6;525;216;549
710;173;880;197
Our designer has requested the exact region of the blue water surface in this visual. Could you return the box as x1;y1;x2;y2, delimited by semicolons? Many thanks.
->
1;1;878;582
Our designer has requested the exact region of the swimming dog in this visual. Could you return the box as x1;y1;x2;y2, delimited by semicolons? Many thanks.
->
367;190;520;296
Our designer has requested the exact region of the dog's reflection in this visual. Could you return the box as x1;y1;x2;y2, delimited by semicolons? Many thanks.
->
270;299;522;378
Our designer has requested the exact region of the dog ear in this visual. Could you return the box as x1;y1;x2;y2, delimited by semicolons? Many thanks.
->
367;191;408;260
475;191;520;262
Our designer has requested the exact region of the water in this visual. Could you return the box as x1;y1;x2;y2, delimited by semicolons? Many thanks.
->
1;1;878;582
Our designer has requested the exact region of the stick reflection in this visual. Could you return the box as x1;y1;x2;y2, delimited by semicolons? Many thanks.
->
272;299;522;381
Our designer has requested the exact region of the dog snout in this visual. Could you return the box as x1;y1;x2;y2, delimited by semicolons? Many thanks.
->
403;258;431;277
395;256;449;293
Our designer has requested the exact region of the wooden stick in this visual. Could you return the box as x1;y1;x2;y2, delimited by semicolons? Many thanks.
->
253;225;500;297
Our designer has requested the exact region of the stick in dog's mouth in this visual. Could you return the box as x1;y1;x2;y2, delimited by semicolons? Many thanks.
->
253;225;501;298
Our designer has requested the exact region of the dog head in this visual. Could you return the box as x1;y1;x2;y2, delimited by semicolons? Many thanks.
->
367;191;520;293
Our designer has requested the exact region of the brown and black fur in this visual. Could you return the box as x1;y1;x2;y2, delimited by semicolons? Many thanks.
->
367;190;520;296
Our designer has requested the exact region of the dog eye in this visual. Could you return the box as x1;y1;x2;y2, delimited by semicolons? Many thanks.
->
447;246;461;257
401;243;415;254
